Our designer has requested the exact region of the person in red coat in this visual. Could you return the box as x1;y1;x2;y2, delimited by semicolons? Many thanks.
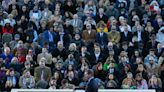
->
2;19;14;34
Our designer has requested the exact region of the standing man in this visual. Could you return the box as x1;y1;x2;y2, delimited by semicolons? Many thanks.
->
34;57;52;83
84;69;99;92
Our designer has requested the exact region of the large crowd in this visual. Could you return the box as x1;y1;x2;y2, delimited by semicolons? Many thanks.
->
0;0;164;92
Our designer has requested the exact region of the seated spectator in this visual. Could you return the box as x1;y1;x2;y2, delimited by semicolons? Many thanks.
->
41;6;52;22
156;27;164;47
158;52;164;65
2;19;14;34
105;2;119;19
7;14;16;27
135;73;148;89
107;26;120;45
96;22;108;48
64;64;78;78
3;68;19;91
95;8;108;23
29;5;41;22
144;21;155;40
120;25;133;43
65;71;79;86
135;63;148;81
37;47;52;65
60;79;75;89
63;0;77;14
22;60;34;76
24;23;38;44
96;21;108;33
52;41;67;60
145;56;159;78
9;34;20;50
19;70;35;89
82;23;96;45
148;74;162;92
92;62;107;81
71;33;85;50
9;57;22;73
66;43;80;61
35;80;48;89
105;73;119;89
49;77;57;89
0;64;7;89
52;71;63;88
69;14;83;33
84;0;97;16
122;72;136;89
13;40;27;64
0;47;13;68
90;44;105;66
144;49;158;64
64;54;78;69
103;58;119;77
84;16;96;28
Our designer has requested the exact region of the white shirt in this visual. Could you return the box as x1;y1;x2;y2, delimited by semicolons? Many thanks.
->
33;13;39;20
95;52;100;61
100;32;103;37
137;31;142;41
119;25;132;32
88;30;91;34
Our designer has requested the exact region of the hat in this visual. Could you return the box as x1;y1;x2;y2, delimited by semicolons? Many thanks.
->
14;34;20;39
4;19;11;24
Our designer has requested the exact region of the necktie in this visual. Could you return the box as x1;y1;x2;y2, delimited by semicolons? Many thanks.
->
41;70;44;81
100;32;103;37
60;34;63;43
49;31;53;42
74;19;77;27
125;32;127;37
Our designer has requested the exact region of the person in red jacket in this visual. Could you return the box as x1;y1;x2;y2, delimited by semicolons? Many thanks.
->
2;19;14;34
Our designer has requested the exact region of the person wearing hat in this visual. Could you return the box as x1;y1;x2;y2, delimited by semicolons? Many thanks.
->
144;48;158;64
9;34;20;50
8;14;16;27
2;19;14;34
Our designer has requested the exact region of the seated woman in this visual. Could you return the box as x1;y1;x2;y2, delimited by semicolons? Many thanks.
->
148;74;162;92
122;72;136;89
96;21;108;33
135;73;148;89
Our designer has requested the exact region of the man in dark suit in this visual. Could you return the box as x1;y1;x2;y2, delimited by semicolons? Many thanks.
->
96;26;108;48
90;44;105;67
85;69;99;92
133;25;146;43
41;28;58;48
95;8;108;23
51;41;67;60
120;25;133;43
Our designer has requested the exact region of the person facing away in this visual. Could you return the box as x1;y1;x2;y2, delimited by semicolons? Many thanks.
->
84;69;99;92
